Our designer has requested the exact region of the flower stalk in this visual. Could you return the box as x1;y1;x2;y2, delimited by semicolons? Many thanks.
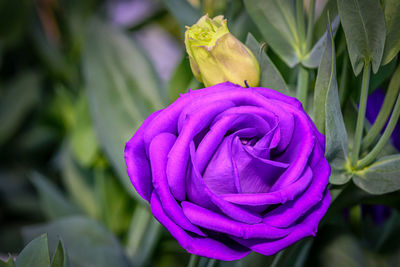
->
351;62;371;166
357;92;400;169
361;65;400;151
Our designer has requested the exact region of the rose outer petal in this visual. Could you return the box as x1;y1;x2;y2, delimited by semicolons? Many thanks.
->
263;143;330;227
233;189;331;256
150;192;251;261
181;201;292;239
125;110;162;202
149;132;205;236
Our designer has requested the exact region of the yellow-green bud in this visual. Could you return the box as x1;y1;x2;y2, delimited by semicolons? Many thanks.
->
185;14;260;87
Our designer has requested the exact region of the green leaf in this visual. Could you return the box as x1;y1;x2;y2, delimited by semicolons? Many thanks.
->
337;0;386;75
244;0;300;67
161;0;201;30
167;55;194;102
381;0;400;65
353;154;400;194
0;71;40;146
61;151;99;218
16;234;51;267
94;168;131;235
22;216;132;267
313;0;338;41
51;240;69;267
369;57;397;91
0;255;15;267
301;16;340;68
314;16;349;185
70;93;99;167
83;19;165;199
270;238;314;267
30;172;78;220
245;33;289;94
318;235;366;267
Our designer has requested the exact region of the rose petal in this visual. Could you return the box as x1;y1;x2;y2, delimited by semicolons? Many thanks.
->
181;201;291;239
233;189;331;256
189;142;263;224
167;100;235;201
263;143;330;227
220;166;313;206
149;132;205;236
150;192;251;261
270;111;316;190
124;110;162;202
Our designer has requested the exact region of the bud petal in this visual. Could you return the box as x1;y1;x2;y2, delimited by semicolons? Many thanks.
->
185;15;260;87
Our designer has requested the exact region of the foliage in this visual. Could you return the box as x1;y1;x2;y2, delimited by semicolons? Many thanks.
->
1;0;400;266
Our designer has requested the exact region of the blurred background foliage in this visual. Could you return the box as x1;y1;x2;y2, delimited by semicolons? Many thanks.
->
0;0;400;266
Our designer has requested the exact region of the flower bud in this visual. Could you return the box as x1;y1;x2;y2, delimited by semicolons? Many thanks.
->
185;15;260;87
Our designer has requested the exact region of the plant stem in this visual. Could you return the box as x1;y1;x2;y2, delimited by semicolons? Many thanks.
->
351;62;371;166
296;65;309;108
357;92;400;169
188;254;200;267
305;0;316;52
361;65;400;151
339;55;349;107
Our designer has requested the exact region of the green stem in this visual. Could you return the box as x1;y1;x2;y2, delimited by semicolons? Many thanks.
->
305;0;315;52
356;92;400;169
351;62;371;166
361;65;400;151
188;254;200;267
296;65;309;108
339;55;349;107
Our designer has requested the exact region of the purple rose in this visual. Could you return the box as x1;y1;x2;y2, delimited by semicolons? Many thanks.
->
366;89;400;151
124;82;331;260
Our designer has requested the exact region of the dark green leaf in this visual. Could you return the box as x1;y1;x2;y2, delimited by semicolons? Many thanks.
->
271;238;314;267
337;0;386;75
381;0;400;65
70;93;99;167
245;33;289;94
0;255;15;267
94;168;131;234
167;55;194;101
369;57;397;91
353;154;400;194
301;16;339;68
30;172;78;220
313;0;338;41
314;16;349;185
51;240;69;267
83;19;165;199
16;234;50;267
330;169;353;185
318;235;366;267
244;0;300;67
22;216;132;267
61;151;99;218
0;71;40;146
161;0;201;30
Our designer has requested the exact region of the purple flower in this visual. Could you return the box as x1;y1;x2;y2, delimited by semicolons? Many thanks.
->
366;89;400;151
124;82;331;260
